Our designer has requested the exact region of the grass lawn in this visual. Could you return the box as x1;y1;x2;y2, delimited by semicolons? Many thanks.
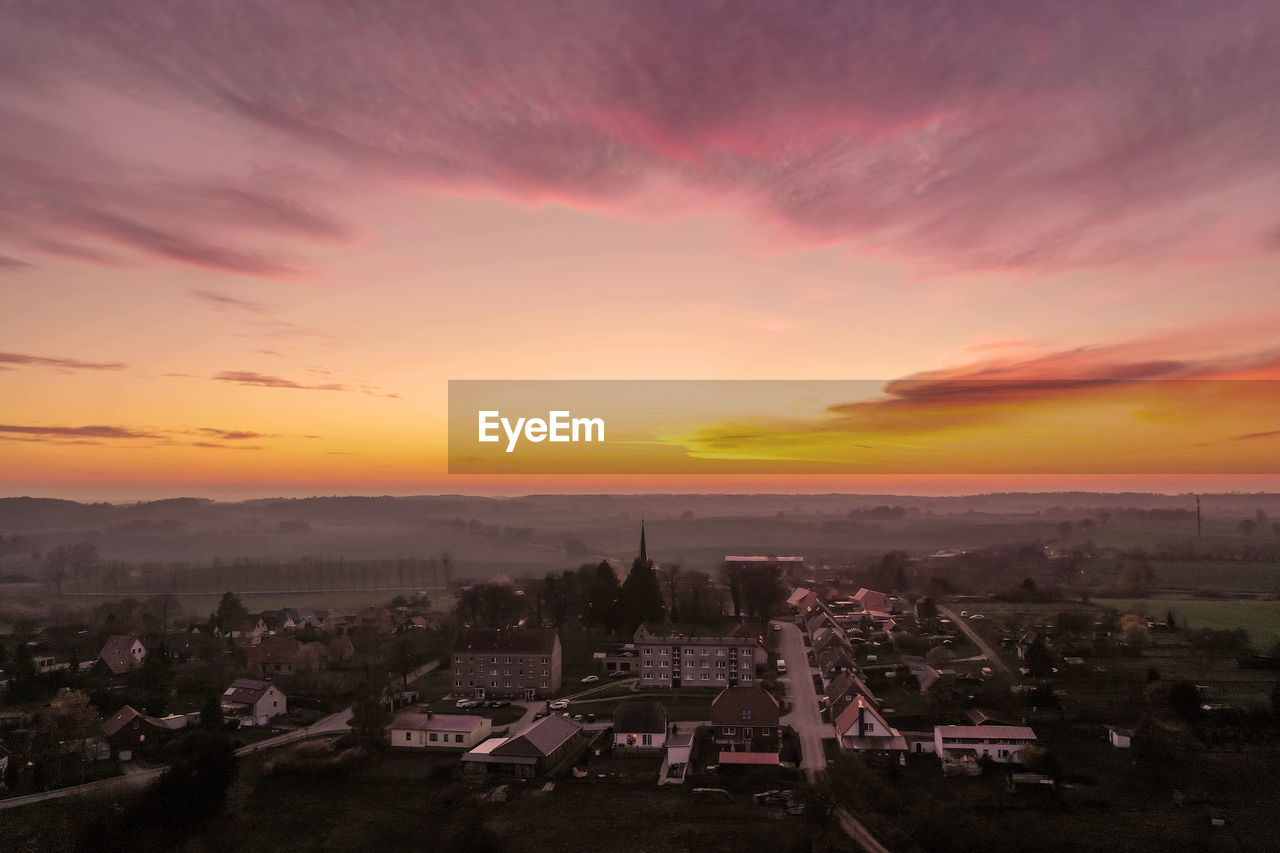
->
1097;597;1280;650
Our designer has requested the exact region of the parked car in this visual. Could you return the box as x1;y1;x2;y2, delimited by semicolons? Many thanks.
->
549;698;570;710
609;670;632;678
581;675;600;683
486;700;510;708
456;697;481;708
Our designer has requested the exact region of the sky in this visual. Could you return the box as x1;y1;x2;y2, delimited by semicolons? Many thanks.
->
2;1;1280;501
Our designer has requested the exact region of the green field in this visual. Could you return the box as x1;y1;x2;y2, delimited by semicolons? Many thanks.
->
1097;598;1280;650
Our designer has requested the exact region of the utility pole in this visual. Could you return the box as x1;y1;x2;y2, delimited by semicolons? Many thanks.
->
1196;495;1202;538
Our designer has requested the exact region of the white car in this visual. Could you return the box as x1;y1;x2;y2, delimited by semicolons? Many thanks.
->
455;697;480;708
549;699;570;710
581;675;600;683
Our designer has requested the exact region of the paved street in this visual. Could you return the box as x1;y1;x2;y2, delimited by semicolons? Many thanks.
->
938;605;1010;675
774;620;828;781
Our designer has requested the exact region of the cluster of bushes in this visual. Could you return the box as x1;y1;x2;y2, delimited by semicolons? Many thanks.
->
264;739;371;778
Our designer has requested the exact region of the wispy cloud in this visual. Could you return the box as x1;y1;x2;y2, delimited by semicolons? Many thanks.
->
1233;429;1280;441
213;370;348;391
191;290;269;313
0;424;159;440
3;2;1280;273
0;352;128;371
0;253;31;270
190;440;263;450
197;428;267;440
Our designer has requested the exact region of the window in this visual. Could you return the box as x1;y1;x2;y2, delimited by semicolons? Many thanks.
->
761;728;770;737
405;732;412;742
430;733;438;742
716;673;725;680
641;734;652;746
741;709;753;721
701;673;709;680
456;734;464;743
491;656;498;663
716;648;725;656
541;657;548;664
743;727;753;738
724;727;735;736
660;648;669;655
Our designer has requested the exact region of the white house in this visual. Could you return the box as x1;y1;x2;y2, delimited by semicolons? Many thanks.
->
98;635;147;676
389;711;492;749
933;724;1037;769
222;679;286;725
1108;726;1133;748
612;700;667;753
835;695;907;753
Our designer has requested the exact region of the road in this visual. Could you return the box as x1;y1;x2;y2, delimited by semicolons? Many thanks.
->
938;605;1009;675
837;806;893;853
773;620;828;782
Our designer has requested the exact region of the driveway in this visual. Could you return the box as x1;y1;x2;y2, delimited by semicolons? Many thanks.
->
939;606;1009;675
773;620;828;781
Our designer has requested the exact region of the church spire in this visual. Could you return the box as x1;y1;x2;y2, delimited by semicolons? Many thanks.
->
639;520;647;567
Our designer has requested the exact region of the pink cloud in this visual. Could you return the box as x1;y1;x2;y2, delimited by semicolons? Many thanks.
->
1;3;1278;274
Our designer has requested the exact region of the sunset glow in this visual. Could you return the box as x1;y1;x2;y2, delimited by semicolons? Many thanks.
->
4;2;1280;499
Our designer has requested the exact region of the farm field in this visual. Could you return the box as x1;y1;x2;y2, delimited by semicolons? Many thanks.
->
1097;598;1280;650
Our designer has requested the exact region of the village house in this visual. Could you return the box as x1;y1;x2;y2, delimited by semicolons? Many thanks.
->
933;724;1038;772
452;627;562;699
221;678;287;725
835;695;907;753
612;699;667;753
711;686;780;753
328;636;356;663
246;636;325;678
101;705;187;760
461;714;586;777
389;711;492;750
1108;726;1133;748
852;588;893;618
351;606;397;634
97;635;146;676
633;624;761;689
786;586;820;614
227;615;269;646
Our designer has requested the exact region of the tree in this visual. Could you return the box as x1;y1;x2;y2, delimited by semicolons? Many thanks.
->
1239;518;1257;536
199;692;225;731
1187;627;1252;659
141;731;238;833
658;563;681;623
350;686;392;746
740;562;787;630
620;554;664;633
4;642;41;703
215;591;248;633
1120;613;1149;652
926;646;954;668
583;561;622;634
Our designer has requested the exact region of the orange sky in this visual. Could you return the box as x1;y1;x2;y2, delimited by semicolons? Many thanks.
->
3;4;1280;500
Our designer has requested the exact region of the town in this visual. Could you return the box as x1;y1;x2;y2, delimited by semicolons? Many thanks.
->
3;507;1278;852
